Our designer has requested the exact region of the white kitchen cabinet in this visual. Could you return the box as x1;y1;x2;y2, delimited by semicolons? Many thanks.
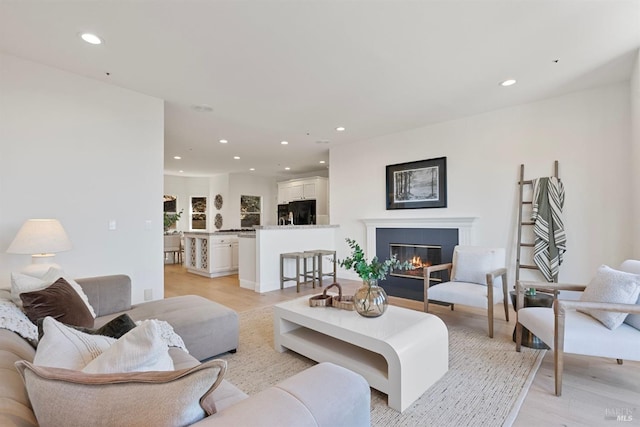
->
184;232;239;278
211;241;232;271
277;186;289;205
231;241;239;270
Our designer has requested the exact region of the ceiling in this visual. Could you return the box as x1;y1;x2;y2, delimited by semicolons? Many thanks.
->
1;1;639;178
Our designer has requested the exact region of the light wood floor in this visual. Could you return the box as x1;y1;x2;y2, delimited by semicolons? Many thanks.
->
164;264;640;426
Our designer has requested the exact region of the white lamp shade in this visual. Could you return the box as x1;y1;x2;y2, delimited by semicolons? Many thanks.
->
6;219;72;255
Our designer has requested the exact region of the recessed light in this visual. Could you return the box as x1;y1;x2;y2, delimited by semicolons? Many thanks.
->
233;156;240;160
319;160;326;164
249;168;255;171
500;79;517;87
281;141;288;145
285;167;290;170
80;33;103;45
173;156;181;160
191;104;213;113
179;170;184;173
336;126;346;132
219;139;228;144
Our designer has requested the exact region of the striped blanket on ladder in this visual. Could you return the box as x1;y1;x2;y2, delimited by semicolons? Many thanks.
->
531;177;566;282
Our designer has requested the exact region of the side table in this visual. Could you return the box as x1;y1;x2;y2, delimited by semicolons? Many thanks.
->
509;291;554;349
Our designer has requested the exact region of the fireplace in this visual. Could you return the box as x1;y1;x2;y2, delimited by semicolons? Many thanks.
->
374;228;457;301
390;243;441;279
362;217;477;302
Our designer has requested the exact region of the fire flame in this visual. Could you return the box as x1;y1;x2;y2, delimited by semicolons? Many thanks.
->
410;256;431;268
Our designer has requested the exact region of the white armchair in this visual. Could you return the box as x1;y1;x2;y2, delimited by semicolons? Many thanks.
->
515;260;640;396
424;246;509;338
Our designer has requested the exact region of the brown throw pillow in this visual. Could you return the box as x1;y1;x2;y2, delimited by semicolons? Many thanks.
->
20;277;94;328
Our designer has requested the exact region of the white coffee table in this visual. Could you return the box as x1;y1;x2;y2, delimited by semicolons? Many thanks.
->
273;297;448;412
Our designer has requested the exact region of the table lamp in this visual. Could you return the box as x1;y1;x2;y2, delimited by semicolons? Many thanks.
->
6;219;72;277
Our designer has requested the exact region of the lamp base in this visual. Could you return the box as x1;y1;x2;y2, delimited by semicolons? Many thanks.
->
21;254;61;278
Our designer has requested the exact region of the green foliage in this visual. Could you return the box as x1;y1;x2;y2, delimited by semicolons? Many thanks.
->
339;238;414;282
163;209;183;231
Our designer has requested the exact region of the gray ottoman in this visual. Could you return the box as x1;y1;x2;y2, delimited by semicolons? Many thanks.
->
80;275;239;361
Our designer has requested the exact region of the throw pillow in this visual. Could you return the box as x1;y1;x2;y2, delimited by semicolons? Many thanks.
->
451;247;498;286
41;267;97;318
20;278;94;328
82;320;174;374
15;358;226;427
10;272;45;308
37;313;137;341
11;267;96;318
578;265;640;330
34;317;115;370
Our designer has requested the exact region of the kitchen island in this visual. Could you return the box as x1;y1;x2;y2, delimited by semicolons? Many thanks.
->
239;225;339;293
184;231;247;278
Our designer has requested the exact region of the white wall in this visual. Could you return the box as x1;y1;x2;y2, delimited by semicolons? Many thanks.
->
330;83;632;284
631;49;640;258
0;54;164;303
208;174;229;231
164;173;277;230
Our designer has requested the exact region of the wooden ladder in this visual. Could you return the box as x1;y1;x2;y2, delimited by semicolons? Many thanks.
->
515;161;559;290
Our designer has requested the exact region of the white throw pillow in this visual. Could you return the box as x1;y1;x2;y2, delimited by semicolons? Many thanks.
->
578;265;640;330
10;267;96;318
10;273;45;308
82;320;174;374
451;247;499;286
34;317;115;369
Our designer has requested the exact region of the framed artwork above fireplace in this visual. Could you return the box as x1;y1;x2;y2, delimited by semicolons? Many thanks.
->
386;156;447;209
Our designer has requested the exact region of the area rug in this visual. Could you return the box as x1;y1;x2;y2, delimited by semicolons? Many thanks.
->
219;306;545;427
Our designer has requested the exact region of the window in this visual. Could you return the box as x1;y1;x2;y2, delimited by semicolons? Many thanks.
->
164;195;179;231
240;195;261;228
191;196;207;230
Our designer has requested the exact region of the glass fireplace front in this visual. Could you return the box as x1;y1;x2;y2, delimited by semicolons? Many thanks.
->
390;243;442;279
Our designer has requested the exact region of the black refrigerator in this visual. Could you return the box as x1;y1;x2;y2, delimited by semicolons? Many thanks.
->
278;200;316;225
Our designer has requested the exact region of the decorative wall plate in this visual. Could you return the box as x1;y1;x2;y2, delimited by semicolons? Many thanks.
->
214;213;223;229
214;194;223;210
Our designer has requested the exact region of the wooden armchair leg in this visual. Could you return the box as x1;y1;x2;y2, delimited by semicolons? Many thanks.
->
555;348;563;396
515;322;523;352
487;283;495;338
487;317;493;338
554;302;565;396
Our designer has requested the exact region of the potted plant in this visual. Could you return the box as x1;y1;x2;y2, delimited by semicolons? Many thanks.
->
339;238;413;317
163;210;183;233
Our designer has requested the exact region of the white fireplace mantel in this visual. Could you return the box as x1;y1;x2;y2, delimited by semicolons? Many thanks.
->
361;217;478;257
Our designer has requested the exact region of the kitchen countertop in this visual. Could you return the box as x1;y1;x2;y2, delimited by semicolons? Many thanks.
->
254;225;339;230
184;230;256;236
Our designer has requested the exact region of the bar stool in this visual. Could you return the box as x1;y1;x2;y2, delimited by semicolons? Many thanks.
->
304;249;337;287
280;252;317;292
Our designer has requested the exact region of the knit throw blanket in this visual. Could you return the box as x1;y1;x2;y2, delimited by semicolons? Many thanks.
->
531;177;566;282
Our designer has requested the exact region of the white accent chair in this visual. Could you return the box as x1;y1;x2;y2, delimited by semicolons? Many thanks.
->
424;246;509;338
163;234;182;264
515;260;640;396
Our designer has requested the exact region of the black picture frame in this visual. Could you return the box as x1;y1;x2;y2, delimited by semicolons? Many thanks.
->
386;157;447;210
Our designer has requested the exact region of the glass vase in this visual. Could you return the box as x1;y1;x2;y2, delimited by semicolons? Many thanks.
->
354;280;388;317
